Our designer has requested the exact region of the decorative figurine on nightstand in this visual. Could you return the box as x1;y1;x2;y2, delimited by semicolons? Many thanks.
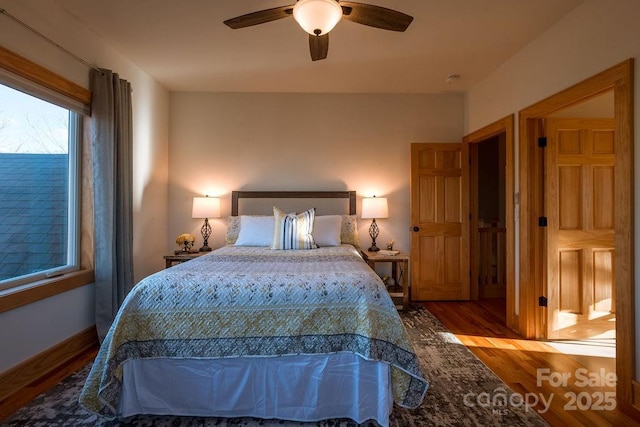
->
387;240;394;250
176;233;195;253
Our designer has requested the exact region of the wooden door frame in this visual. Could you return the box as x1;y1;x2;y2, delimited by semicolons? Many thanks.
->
463;116;516;331
518;59;635;406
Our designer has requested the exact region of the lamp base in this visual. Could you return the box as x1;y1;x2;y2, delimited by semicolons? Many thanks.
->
199;218;213;252
367;218;381;253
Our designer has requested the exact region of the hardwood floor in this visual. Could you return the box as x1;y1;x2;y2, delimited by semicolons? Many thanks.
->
0;344;98;421
424;299;640;427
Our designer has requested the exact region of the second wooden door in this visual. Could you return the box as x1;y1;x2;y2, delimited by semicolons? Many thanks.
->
545;118;616;340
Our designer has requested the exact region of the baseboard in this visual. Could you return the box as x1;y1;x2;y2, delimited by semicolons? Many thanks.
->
0;325;98;420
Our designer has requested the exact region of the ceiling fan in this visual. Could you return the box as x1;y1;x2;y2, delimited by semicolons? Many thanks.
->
223;0;413;61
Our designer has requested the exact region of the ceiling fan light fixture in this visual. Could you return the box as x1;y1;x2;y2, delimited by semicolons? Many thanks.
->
293;0;343;36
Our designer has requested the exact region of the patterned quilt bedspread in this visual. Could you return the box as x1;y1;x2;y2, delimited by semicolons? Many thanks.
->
80;244;428;417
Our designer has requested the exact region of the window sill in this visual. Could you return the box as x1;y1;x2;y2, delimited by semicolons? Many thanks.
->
0;270;94;314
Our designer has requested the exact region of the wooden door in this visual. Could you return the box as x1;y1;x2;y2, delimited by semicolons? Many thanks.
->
546;118;615;339
410;143;469;300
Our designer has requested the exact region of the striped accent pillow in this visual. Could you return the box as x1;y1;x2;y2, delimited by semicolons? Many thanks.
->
271;207;318;250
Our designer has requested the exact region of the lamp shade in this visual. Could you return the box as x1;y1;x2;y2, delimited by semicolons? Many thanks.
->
361;197;388;219
192;196;221;219
293;0;343;36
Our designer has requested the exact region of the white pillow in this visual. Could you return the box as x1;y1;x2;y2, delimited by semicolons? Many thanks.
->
313;215;342;247
234;216;275;246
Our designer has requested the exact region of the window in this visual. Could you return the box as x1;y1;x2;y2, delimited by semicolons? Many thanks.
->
0;80;82;291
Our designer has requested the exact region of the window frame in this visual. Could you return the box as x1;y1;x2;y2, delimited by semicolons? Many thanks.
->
0;45;93;309
0;97;82;290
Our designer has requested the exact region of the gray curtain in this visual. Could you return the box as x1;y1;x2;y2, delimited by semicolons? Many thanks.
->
91;68;134;341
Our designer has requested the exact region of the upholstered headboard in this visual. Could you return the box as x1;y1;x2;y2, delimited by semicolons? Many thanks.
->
231;191;356;216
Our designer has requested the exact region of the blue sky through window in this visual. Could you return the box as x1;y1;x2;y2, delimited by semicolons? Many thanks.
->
0;84;68;154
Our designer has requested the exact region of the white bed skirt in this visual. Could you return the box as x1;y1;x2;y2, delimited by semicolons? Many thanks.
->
118;353;393;426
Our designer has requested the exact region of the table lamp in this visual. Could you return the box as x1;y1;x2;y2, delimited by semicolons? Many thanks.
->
192;196;221;252
361;196;388;252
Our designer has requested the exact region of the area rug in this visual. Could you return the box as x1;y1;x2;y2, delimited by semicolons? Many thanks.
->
1;306;548;426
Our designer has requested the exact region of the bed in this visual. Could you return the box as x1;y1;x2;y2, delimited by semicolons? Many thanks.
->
79;191;428;426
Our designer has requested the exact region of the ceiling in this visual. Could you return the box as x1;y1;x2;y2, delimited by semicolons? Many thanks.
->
55;0;584;94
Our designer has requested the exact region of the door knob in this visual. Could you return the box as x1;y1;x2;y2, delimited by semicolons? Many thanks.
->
412;226;420;232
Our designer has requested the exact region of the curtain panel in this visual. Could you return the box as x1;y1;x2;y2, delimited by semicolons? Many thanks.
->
90;68;134;341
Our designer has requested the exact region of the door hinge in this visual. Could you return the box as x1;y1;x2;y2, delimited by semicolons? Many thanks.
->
539;296;548;307
538;136;547;148
538;216;548;227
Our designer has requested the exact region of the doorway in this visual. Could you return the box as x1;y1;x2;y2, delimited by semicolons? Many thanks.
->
518;59;633;405
471;134;506;300
544;115;615;343
544;115;617;387
463;116;516;331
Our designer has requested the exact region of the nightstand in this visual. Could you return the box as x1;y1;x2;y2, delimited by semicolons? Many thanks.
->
163;252;206;268
361;250;410;311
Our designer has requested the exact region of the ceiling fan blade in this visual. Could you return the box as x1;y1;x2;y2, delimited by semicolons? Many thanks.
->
339;2;413;32
309;34;329;61
223;5;294;29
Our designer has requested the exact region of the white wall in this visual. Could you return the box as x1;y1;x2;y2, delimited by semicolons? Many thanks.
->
0;0;169;372
168;92;464;255
466;0;640;375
